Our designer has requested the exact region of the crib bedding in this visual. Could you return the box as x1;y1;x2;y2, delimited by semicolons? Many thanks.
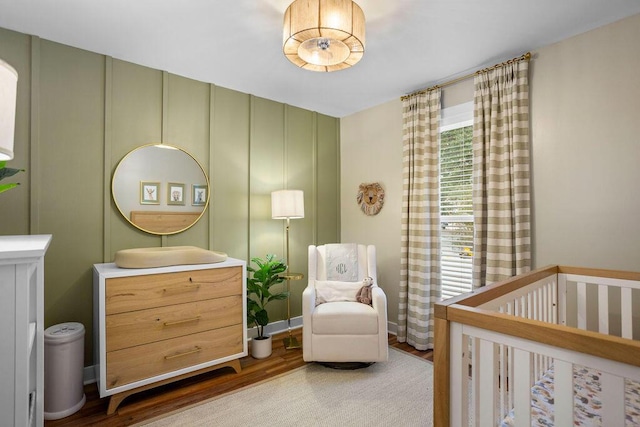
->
501;364;640;426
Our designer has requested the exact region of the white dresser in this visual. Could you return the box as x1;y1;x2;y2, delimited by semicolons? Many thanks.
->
0;235;52;427
92;258;247;414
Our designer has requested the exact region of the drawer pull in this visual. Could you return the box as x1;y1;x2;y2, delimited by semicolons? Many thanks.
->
189;277;220;285
164;346;202;360
162;283;200;294
163;316;201;327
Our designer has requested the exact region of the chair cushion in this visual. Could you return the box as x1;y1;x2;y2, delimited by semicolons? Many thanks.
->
312;302;379;335
315;280;362;304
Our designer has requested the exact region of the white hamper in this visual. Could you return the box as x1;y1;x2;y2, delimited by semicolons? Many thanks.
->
44;322;86;420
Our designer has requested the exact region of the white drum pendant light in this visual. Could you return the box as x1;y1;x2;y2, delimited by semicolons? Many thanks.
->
0;59;18;161
283;0;365;72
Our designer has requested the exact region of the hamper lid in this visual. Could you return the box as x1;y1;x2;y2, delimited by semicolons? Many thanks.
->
44;322;85;344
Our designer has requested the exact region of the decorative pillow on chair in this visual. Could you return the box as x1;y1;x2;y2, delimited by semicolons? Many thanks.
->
315;280;362;305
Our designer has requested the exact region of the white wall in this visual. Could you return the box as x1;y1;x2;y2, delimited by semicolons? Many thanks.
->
340;99;403;327
530;13;640;269
340;13;640;326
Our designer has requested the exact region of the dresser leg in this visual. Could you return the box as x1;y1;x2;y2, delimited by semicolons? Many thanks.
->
107;394;126;415
228;359;241;374
105;360;243;414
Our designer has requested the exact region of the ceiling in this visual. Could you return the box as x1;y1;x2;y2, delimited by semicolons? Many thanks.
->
1;0;639;118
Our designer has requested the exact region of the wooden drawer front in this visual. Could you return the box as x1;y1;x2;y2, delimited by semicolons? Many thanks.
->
106;296;243;352
106;266;242;315
106;324;243;390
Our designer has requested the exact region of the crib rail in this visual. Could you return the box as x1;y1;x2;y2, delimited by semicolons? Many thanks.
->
433;265;640;427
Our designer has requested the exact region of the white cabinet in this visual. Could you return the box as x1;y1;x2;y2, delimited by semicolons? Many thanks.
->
93;258;247;414
0;235;52;427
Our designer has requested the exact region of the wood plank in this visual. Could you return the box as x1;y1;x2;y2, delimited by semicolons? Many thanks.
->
448;305;640;367
558;265;640;281
106;325;243;389
433;318;449;427
105;266;242;314
130;211;202;234
435;265;559;314
106;295;242;351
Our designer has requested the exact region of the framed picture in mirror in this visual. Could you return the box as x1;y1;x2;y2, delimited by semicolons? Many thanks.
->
192;184;207;206
140;182;160;205
167;182;185;205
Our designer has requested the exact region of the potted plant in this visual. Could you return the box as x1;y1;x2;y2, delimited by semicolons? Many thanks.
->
246;254;289;359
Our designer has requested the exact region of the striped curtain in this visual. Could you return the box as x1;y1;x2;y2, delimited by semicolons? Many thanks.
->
398;89;441;350
472;59;531;287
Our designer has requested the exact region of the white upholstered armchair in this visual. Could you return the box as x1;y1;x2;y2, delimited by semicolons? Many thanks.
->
302;244;388;363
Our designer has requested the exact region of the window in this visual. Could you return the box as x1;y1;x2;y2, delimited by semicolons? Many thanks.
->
440;102;473;299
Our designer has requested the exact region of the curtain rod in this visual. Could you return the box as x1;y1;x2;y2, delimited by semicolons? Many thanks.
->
400;52;531;100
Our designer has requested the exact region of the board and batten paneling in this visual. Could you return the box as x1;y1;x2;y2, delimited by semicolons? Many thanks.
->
37;40;105;355
163;72;211;249
0;25;340;365
210;86;250;260
284;105;315;316
316;113;340;245
109;59;164;252
0;28;30;235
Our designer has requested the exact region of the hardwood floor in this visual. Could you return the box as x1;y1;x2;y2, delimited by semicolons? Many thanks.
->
46;329;433;426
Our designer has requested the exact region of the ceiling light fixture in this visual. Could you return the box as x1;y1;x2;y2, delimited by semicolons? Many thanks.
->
283;0;365;72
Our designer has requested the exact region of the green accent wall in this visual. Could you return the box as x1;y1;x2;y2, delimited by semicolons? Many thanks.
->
0;27;340;365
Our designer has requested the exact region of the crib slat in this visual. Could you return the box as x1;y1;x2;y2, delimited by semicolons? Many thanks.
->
479;339;497;426
601;372;625;426
513;348;532;427
554;360;573;426
499;343;506;418
558;274;567;325
621;287;633;339
598;284;609;334
450;323;465;427
577;282;587;330
551;279;558;325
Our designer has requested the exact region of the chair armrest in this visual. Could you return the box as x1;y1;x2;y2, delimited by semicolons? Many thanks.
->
302;283;316;360
302;283;316;314
371;285;387;319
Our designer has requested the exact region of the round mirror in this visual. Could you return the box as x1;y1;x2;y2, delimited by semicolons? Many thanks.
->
112;144;210;235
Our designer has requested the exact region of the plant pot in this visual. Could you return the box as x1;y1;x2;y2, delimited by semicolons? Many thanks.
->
251;335;272;359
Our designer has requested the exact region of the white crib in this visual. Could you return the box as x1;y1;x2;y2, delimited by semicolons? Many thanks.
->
434;265;640;426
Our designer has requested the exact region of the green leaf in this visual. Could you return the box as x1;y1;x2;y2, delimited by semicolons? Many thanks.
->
0;183;19;194
254;309;269;327
0;166;24;181
267;292;289;303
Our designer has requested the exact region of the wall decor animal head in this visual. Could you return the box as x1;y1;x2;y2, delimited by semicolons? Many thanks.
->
357;182;385;216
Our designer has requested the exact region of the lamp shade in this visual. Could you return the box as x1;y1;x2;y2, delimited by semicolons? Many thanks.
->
271;190;305;219
0;59;18;161
283;0;365;72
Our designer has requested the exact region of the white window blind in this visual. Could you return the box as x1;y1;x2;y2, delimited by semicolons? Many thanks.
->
440;103;473;299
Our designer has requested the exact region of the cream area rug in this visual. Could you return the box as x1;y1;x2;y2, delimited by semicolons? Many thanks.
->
141;348;433;426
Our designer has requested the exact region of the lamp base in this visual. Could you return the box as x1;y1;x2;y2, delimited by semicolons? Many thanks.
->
283;335;301;349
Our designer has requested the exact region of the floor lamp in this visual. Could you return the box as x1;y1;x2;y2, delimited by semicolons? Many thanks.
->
271;189;304;349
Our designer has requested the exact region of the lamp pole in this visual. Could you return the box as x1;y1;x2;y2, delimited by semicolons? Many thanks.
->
283;217;302;349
